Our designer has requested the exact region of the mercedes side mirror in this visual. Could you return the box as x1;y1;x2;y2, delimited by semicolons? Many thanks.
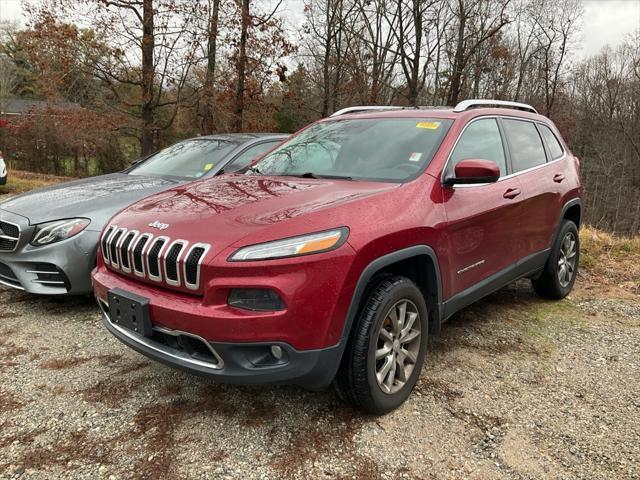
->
444;159;500;185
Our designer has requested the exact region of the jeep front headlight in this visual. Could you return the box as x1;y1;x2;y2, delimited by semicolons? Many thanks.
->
229;228;349;261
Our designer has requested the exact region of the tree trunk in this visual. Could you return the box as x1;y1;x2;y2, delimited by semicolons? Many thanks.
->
141;0;155;155
202;0;220;135
447;0;466;106
321;2;332;118
233;0;250;132
408;0;422;106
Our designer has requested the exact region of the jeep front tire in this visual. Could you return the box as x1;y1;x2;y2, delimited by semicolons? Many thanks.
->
334;276;428;414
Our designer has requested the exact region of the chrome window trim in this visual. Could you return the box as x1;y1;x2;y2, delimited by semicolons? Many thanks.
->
0;219;21;253
133;233;154;278
110;228;128;270
97;297;224;369
146;235;170;282
163;239;188;287
441;115;567;189
183;243;211;291
119;230;139;274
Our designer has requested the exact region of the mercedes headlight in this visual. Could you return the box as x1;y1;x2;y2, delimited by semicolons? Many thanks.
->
30;218;91;246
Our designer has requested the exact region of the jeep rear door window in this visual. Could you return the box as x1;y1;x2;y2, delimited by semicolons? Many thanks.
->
129;139;239;179
502;119;547;172
250;118;453;182
538;124;564;160
447;118;507;177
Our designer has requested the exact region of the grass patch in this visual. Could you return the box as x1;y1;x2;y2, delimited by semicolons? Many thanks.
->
520;301;574;339
0;170;75;196
580;226;640;295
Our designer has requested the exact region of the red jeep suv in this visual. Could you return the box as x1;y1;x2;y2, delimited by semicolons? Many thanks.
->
92;100;582;413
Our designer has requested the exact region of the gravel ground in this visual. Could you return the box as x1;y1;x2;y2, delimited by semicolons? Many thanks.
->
1;279;638;480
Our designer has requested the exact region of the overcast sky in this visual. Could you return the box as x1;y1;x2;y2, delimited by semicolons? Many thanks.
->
1;0;638;59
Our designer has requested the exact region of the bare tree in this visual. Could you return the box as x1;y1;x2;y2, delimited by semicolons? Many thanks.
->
446;0;511;106
301;0;358;116
201;0;221;134
26;0;202;154
534;0;582;115
387;0;442;105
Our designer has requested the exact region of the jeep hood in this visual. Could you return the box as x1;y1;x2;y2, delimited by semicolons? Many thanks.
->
0;173;181;228
111;175;397;247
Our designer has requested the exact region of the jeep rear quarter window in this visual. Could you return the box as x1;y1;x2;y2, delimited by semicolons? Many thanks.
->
538;124;564;160
251;118;453;182
502;118;547;172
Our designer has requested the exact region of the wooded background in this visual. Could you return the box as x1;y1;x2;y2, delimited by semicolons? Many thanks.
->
0;0;638;233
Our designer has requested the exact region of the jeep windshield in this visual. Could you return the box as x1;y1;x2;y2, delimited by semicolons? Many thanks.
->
129;138;239;179
249;117;452;182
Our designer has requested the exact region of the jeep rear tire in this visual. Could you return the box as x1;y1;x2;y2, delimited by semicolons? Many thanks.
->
532;219;579;299
334;276;428;414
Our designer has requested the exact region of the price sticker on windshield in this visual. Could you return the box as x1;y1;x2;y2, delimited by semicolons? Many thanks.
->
204;163;214;171
409;152;423;162
416;121;440;130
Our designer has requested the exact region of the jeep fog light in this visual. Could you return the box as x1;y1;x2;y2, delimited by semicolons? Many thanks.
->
228;289;285;312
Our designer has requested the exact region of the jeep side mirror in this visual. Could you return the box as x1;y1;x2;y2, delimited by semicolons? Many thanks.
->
444;159;500;185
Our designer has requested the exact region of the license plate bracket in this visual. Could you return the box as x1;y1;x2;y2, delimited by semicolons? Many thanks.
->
107;288;153;337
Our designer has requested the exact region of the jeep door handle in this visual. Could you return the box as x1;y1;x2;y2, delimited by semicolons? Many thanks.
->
503;188;521;199
553;173;565;183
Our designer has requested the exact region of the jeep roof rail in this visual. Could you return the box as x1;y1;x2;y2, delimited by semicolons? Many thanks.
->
453;99;538;114
330;106;407;117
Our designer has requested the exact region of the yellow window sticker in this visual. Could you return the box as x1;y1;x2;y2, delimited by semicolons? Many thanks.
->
204;163;214;171
416;121;440;130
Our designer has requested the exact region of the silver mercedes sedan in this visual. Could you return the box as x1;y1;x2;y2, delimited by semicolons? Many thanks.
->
0;133;286;295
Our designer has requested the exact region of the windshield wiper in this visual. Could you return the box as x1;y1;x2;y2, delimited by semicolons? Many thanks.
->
298;172;353;180
246;165;263;175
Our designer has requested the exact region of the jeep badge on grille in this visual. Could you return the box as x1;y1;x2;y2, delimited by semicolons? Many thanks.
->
148;220;169;231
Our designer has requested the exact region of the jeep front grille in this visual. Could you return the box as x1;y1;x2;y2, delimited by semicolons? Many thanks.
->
133;234;151;275
146;237;168;281
119;231;137;272
100;226;114;264
184;245;208;289
0;220;20;252
101;225;210;291
164;241;187;285
109;229;125;268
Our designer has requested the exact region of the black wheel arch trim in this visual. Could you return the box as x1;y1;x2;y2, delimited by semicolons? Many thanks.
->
557;197;582;230
339;245;444;343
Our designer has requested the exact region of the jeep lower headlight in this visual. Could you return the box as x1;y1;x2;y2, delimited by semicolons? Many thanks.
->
30;218;91;246
229;228;349;261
